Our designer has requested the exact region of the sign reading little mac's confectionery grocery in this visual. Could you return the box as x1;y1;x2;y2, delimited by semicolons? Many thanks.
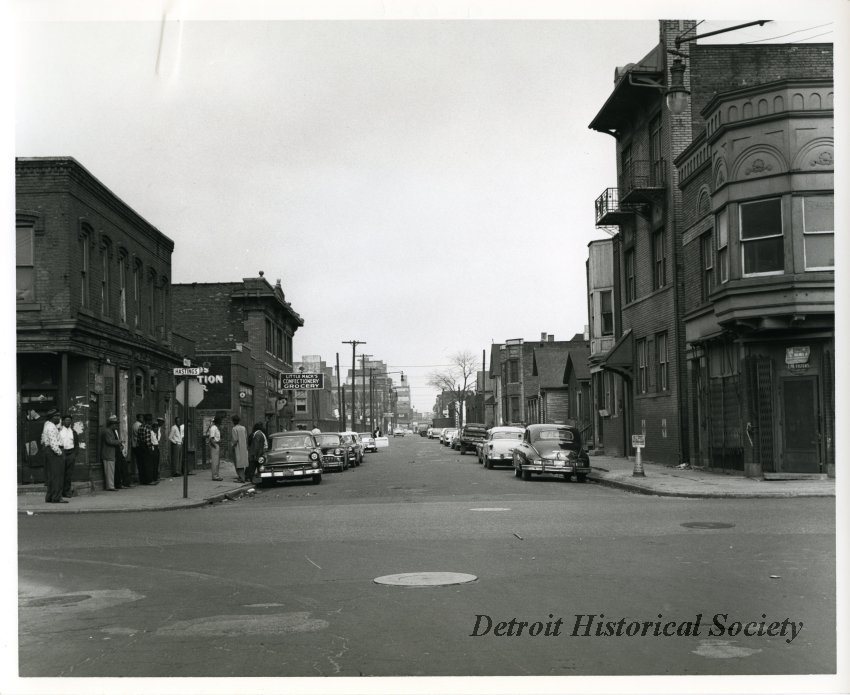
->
281;373;325;390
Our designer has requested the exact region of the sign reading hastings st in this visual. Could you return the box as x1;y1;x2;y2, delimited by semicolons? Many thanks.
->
281;373;325;390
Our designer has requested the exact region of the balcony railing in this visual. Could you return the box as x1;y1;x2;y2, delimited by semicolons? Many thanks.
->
620;159;666;204
595;187;635;226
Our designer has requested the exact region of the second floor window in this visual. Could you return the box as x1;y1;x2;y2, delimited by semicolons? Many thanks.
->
716;208;729;283
652;228;666;289
133;262;141;328
700;232;714;301
508;359;519;383
636;338;647;394
656;332;668;392
740;198;784;276
100;245;110;316
624;249;636;303
265;319;273;353
80;234;90;308
600;290;613;335
118;257;127;323
802;195;834;270
16;225;34;302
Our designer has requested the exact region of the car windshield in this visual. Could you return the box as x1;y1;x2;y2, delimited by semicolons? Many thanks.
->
340;434;358;444
272;435;315;450
492;431;523;440
315;434;342;447
358;433;374;439
532;429;576;444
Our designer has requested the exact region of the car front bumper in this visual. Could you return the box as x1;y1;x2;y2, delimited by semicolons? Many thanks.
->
260;466;321;478
519;460;591;474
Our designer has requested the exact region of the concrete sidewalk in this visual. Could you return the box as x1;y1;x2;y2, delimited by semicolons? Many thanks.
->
588;454;835;498
18;460;254;514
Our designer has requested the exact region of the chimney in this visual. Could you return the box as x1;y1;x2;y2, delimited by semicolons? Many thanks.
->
548;334;554;342
541;332;548;342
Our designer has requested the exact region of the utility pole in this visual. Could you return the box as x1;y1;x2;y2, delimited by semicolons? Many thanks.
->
342;340;365;431
360;354;372;430
369;368;374;433
336;353;344;431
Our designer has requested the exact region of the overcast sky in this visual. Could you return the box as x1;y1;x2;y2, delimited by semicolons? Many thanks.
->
9;3;844;413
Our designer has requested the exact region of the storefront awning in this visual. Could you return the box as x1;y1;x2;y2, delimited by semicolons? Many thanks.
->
599;329;633;380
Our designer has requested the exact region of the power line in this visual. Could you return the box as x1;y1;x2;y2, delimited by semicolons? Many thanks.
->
741;23;833;43
789;31;834;43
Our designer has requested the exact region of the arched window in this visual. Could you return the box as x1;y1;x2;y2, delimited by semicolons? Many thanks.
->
79;226;92;309
133;259;143;328
117;250;128;323
100;237;112;317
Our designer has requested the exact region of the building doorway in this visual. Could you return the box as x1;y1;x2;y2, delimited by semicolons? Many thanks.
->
780;376;821;473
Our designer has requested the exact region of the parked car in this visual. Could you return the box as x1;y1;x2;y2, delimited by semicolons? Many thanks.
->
458;423;488;455
338;431;364;466
449;430;462;450
313;432;349;472
479;426;525;468
512;424;591;482
427;427;441;439
357;432;378;453
393;428;405;437
256;431;323;485
440;428;458;446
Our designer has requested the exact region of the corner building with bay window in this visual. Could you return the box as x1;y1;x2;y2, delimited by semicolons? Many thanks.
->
588;19;833;476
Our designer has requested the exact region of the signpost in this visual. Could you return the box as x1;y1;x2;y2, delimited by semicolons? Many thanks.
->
631;434;646;477
173;364;206;498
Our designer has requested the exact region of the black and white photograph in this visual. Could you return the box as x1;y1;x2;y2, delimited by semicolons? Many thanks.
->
3;1;847;693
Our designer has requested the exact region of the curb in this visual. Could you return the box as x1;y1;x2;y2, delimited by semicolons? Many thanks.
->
17;483;255;515
588;473;835;499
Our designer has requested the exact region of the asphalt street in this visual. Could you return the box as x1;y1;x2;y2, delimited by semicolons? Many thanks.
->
18;435;835;677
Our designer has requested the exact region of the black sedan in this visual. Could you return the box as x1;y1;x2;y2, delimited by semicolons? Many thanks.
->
512;424;591;482
256;431;324;485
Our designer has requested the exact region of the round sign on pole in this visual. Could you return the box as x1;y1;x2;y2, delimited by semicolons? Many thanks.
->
175;379;206;408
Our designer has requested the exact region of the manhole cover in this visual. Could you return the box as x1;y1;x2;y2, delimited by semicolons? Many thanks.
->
681;521;736;529
24;594;91;608
373;572;477;587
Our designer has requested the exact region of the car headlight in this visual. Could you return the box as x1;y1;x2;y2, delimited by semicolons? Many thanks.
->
258;456;265;465
310;451;319;461
334;448;342;455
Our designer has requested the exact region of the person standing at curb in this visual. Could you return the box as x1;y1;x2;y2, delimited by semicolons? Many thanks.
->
245;422;268;485
139;413;154;485
59;415;79;498
231;414;248;483
131;413;144;484
151;417;165;482
169;415;185;476
41;412;66;503
100;415;122;491
208;416;222;481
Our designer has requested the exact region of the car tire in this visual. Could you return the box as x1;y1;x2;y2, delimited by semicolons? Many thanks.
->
514;464;521;478
576;473;587;483
484;458;492;469
563;473;572;481
522;469;532;481
459;446;465;455
312;474;322;484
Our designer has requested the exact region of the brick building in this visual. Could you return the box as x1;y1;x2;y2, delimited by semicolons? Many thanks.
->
676;74;834;477
16;157;183;485
588;19;833;474
292;355;339;431
171;274;303;452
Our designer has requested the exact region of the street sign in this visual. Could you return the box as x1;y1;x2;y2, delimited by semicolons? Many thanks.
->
174;367;203;376
631;434;646;448
281;373;325;390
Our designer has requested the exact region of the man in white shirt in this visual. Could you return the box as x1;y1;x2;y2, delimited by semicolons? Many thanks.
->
208;416;222;481
41;412;66;503
169;416;188;476
59;415;78;498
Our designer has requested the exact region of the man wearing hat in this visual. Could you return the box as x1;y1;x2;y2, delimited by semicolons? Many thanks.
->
100;415;122;491
41;411;66;503
150;417;165;483
138;413;154;484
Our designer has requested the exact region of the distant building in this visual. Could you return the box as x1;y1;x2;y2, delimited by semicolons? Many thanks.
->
292;355;339;431
171;274;303;449
16;157;183;484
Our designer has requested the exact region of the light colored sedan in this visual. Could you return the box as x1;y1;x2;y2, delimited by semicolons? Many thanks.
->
480;426;525;469
357;433;378;453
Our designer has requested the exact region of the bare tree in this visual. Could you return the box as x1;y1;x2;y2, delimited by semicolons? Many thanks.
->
427;350;478;429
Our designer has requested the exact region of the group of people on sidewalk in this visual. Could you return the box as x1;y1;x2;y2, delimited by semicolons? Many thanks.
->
205;415;268;484
40;410;272;503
